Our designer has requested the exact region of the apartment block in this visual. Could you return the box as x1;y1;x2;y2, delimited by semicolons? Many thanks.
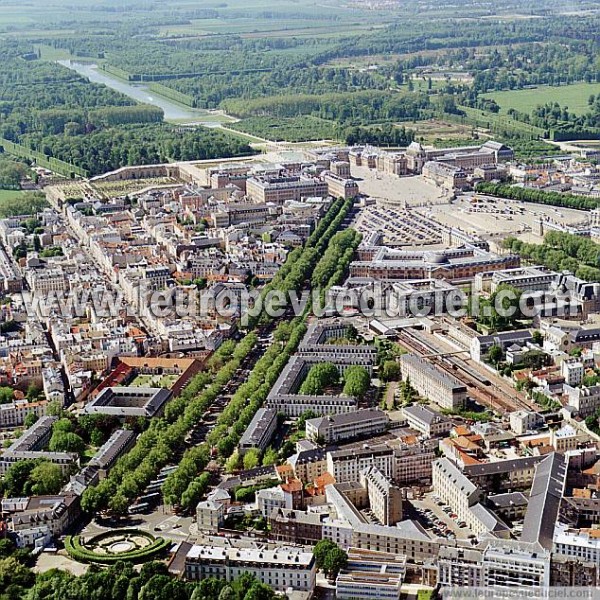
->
305;409;389;444
400;354;467;410
336;548;406;600
402;404;453;437
184;545;316;592
360;466;403;526
238;407;278;456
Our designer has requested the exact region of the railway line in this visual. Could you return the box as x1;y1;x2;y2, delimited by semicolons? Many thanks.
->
396;329;538;414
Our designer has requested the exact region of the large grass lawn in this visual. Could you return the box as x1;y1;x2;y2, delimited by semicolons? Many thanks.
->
0;189;30;202
482;83;600;115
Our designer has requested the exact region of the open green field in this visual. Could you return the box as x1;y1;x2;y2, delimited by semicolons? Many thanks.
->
0;189;31;202
482;83;600;115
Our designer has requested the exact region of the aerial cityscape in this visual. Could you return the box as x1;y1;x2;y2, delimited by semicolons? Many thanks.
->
2;0;600;598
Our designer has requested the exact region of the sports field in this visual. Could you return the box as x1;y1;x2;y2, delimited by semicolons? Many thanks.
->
482;83;600;115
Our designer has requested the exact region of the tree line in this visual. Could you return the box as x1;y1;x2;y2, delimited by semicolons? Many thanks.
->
476;182;599;211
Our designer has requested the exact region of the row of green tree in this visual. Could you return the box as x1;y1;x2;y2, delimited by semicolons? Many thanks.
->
1;556;278;600
476;181;600;211
503;232;600;283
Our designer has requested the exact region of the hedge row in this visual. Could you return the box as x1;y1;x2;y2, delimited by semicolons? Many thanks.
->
64;533;170;565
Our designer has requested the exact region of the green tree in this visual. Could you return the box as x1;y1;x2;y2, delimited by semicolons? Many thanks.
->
299;363;339;395
0;386;14;404
488;344;505;366
30;461;64;495
323;546;348;579
262;447;278;466
4;459;38;496
243;448;261;471
26;382;43;401
49;431;85;454
380;360;401;382
342;365;370;399
244;582;277;600
23;411;38;429
225;450;241;473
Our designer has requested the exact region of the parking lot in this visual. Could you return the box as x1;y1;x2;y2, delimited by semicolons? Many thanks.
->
355;204;444;247
410;494;476;543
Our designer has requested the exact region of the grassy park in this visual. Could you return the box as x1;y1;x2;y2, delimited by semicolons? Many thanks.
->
483;83;600;115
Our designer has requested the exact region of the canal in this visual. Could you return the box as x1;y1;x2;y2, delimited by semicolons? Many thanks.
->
58;61;225;125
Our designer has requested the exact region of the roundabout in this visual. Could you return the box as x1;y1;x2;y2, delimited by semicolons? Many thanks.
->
65;529;169;564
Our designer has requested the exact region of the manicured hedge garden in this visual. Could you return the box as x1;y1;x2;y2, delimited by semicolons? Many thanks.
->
64;529;170;564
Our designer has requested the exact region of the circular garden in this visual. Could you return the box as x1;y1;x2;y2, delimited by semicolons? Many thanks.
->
65;529;170;564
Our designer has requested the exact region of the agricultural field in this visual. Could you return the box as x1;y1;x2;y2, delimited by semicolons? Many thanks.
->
482;83;600;115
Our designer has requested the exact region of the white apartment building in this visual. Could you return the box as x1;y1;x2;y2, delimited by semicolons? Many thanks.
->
0;399;48;428
327;444;395;483
336;548;406;600
509;410;543;436
550;424;580;453
483;541;551;592
184;545;316;592
195;500;226;533
438;546;484;587
562;359;584;387
553;523;600;564
400;354;467;410
565;384;600;418
256;487;290;519
432;458;480;524
402;404;452;437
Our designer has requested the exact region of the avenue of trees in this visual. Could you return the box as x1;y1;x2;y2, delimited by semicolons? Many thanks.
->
503;232;600;283
477;182;600;211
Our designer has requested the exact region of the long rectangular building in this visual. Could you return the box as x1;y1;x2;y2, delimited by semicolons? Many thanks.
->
183;545;316;592
238;408;278;455
306;409;389;444
400;354;467;410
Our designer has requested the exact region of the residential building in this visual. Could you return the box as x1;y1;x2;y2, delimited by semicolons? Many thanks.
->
400;354;467;410
269;508;325;545
327;444;395;483
562;359;584;387
183;545;317;593
482;540;551;592
305;409;389;444
336;548;406;600
553;523;600;564
238;408;278;456
565;384;600;418
256;487;289;518
509;410;544;435
402;404;453;437
438;546;484;587
360;467;403;526
432;458;480;525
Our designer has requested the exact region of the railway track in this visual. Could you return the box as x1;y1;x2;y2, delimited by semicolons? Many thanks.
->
397;330;537;414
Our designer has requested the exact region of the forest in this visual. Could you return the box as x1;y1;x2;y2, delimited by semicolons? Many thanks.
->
0;2;599;166
0;41;256;175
